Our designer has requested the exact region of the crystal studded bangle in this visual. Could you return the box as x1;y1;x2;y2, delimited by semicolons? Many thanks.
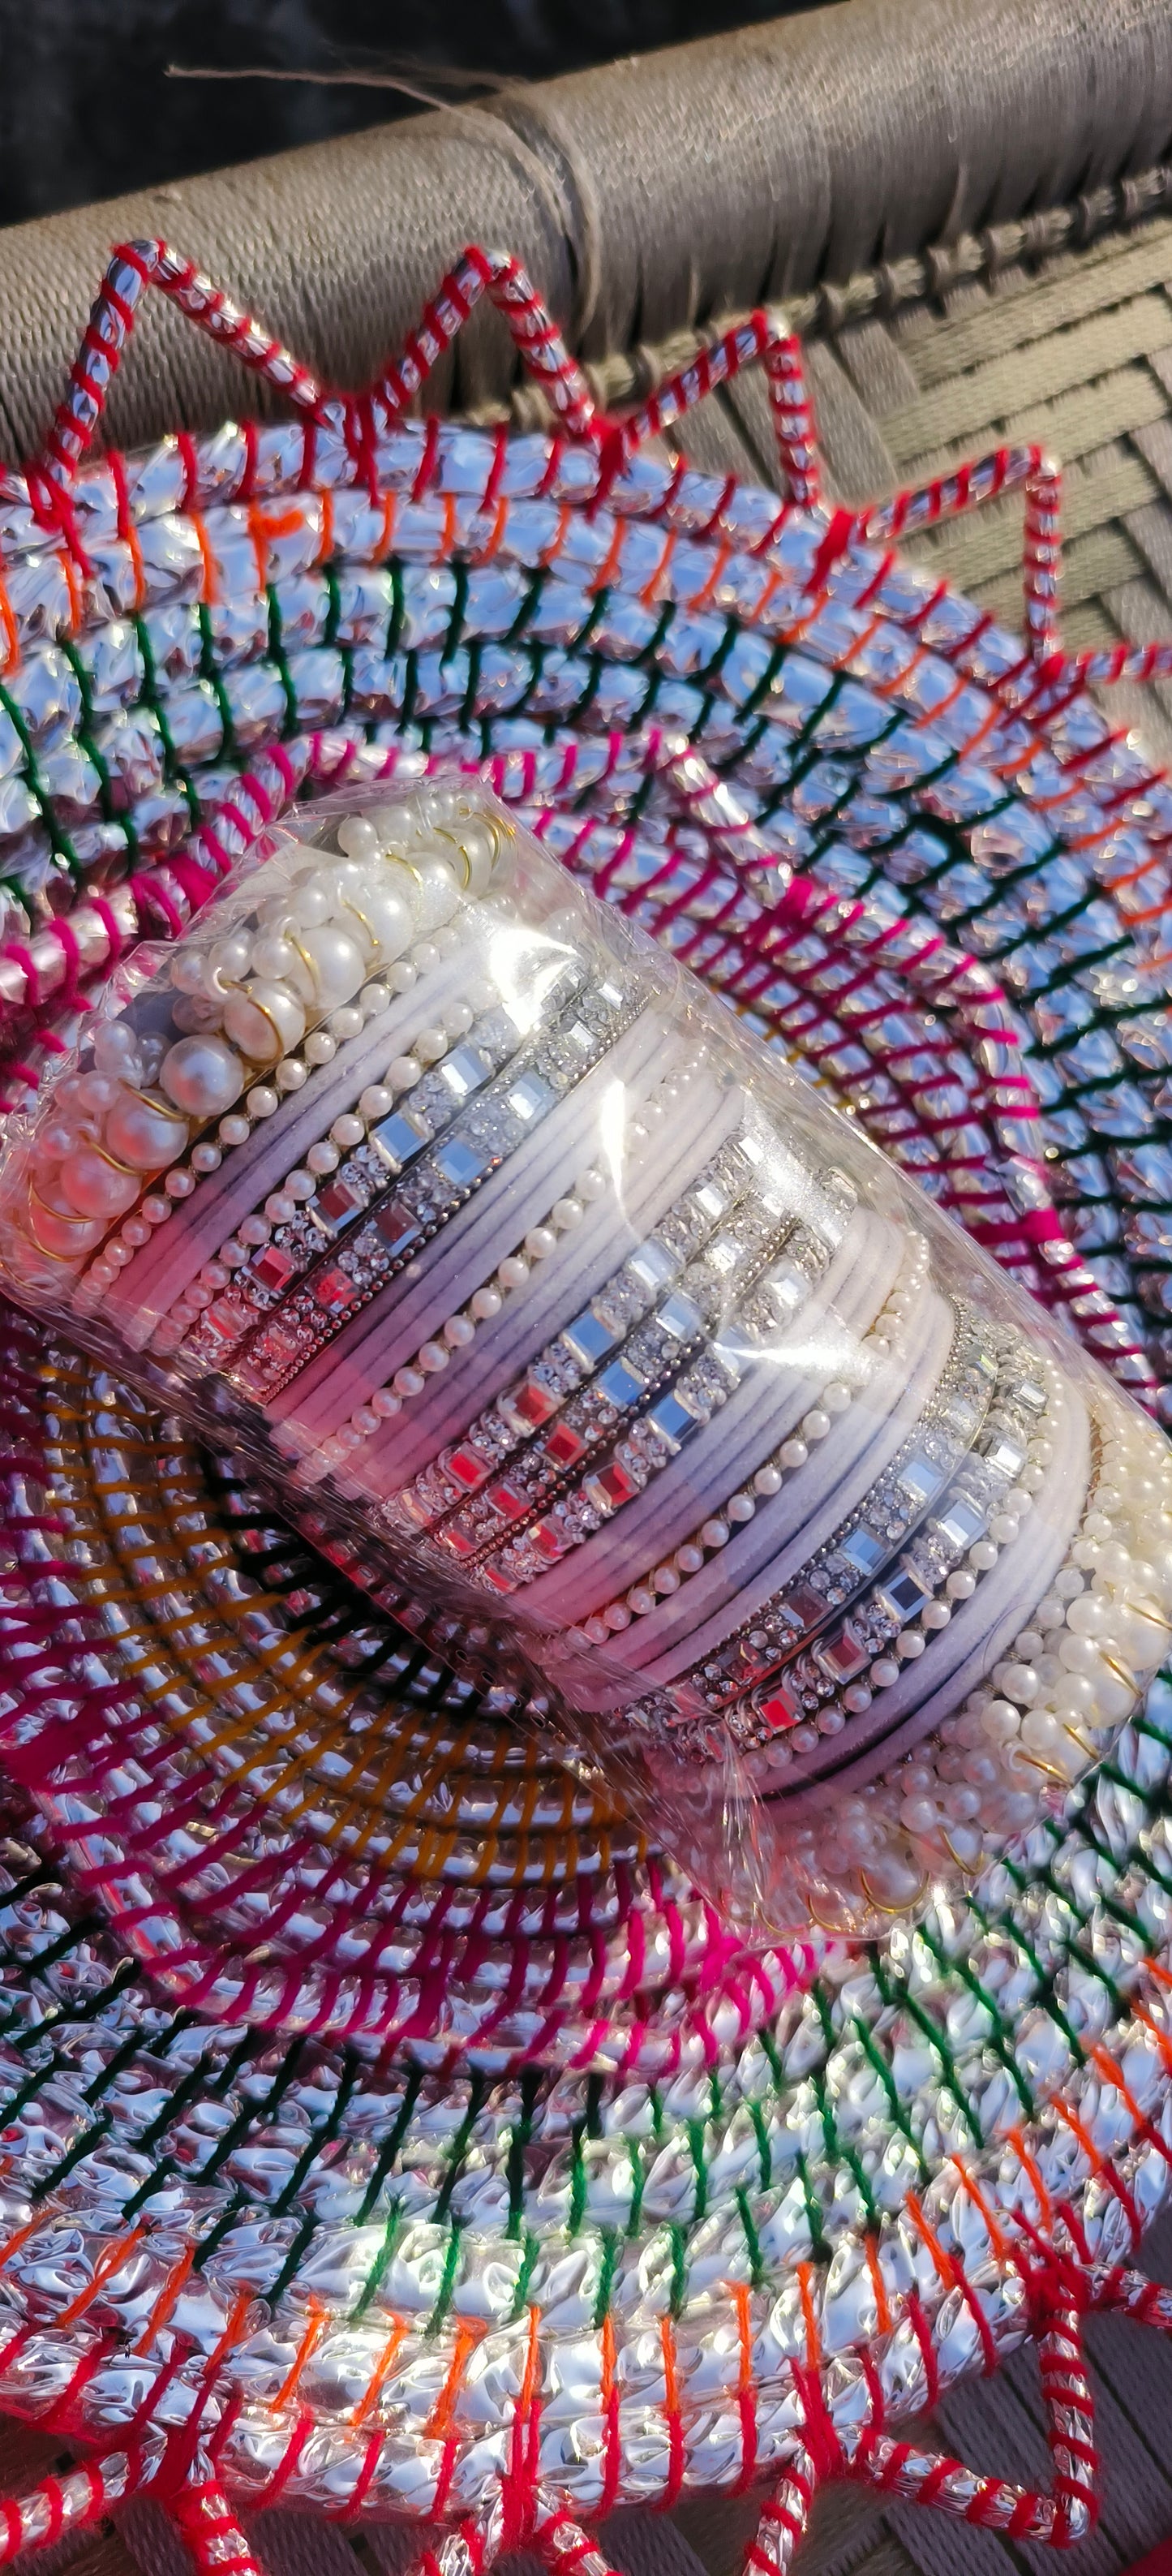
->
728;1327;1058;1753
462;1210;852;1598
298;1051;722;1475
565;1230;931;1647
229;964;648;1404
162;959;588;1365
384;1141;855;1564
682;1300;1037;1723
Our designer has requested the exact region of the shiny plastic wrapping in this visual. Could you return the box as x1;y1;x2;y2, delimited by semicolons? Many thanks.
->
2;776;1170;1938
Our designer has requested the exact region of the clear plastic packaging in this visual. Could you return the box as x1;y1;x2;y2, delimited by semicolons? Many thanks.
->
3;777;1170;1937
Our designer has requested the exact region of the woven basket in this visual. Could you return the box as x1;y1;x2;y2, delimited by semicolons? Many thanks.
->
2;14;1172;2576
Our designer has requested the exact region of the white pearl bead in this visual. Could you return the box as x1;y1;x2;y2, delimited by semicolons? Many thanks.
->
238;1215;270;1248
414;1027;447;1065
628;1587;655;1616
700;1517;729;1549
801;1409;831;1441
394;1366;425;1399
418;1341;449;1374
92;1021;145;1082
676;1543;706;1575
105;1090;190;1172
331;1114;365;1150
285;1170;316;1202
388;959;417;994
246;1086;278;1120
843;1684;873;1714
188;1144;221;1176
329;1006;364;1043
276;1058;307;1094
921;1600;951;1630
871;1659;900;1688
161;1034;244;1121
32;1201;105;1258
118;1217;148;1250
779;1438;808;1469
753;1464;783;1497
303;1030;337;1067
497;1255;528;1290
524;1228;556;1262
298;922;367;1008
76;1072;122;1116
207;930;254;986
726;1493;756;1524
371;1387;401;1420
577;1168;606;1202
969;1539;998;1572
412;941;440;976
58;1146;140;1221
221;981;305;1064
362;984;391;1019
141;1196;170;1225
307;1141;340;1176
470;1285;503;1321
443;1003;474;1039
444;1314;476;1348
452;819;497;896
387;1056;421;1091
337;816;380;860
290;878;330;928
822;1382;852;1413
265;1193;297;1226
251;934;301;982
605;1602;633;1632
552;1198;583;1230
360;884;415;962
358;1087;393;1124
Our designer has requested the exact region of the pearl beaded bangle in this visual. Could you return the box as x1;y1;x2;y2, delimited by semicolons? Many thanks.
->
728;1323;1058;1755
99;923;472;1325
386;1142;852;1574
565;1230;929;1648
230;966;646;1404
8;790;509;1298
165;964;587;1365
303;1055;723;1477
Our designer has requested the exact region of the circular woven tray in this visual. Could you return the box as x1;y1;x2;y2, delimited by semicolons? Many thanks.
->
0;238;1168;2576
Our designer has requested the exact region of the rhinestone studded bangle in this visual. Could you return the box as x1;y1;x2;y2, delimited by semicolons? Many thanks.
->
229;965;647;1403
164;961;587;1366
464;1211;852;1598
385;1142;854;1566
728;1328;1058;1753
565;1229;931;1647
684;1301;1037;1722
300;1053;720;1476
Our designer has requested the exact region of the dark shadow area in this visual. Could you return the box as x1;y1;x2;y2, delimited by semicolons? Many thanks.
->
0;0;823;229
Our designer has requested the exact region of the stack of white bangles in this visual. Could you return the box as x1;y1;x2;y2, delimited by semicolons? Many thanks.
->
3;780;1171;1929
